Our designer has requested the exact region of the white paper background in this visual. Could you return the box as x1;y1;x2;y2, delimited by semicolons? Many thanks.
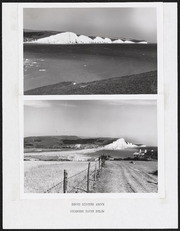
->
2;3;178;229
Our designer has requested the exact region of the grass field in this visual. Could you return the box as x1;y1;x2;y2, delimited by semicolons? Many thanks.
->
25;71;157;95
24;161;94;193
24;159;158;193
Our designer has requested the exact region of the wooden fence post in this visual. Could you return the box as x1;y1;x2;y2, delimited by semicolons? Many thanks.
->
99;157;101;170
87;162;90;193
94;162;97;181
63;169;68;193
102;158;105;167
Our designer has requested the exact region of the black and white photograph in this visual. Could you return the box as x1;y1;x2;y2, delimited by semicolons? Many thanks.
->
23;7;157;95
24;100;158;193
3;2;178;229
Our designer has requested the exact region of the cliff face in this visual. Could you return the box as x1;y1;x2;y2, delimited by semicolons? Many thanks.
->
24;31;148;44
103;138;137;150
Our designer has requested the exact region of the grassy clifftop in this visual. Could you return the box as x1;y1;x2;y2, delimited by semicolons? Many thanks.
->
24;30;60;42
25;71;157;95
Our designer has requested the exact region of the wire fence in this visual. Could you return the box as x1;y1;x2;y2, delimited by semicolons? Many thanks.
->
44;155;106;193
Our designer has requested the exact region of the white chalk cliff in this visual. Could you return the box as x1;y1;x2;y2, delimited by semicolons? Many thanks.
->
103;138;137;150
28;32;148;44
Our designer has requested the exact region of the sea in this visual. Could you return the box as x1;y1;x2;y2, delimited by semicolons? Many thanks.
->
24;44;157;91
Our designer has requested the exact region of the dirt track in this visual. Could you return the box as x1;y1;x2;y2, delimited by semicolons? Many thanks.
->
95;161;158;193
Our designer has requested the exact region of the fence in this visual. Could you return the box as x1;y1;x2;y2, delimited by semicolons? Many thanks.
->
44;155;106;193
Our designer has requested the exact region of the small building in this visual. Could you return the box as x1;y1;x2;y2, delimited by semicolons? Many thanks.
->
133;149;147;159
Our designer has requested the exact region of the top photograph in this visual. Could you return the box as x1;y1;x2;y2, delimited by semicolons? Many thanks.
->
23;7;158;95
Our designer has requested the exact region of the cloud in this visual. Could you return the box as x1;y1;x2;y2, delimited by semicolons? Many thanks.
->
24;100;77;109
24;100;156;110
52;101;77;108
97;100;156;107
24;100;52;108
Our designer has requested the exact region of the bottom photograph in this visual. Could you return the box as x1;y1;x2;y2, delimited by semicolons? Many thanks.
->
24;100;158;193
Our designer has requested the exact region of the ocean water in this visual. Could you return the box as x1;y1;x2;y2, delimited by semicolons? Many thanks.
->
24;44;157;91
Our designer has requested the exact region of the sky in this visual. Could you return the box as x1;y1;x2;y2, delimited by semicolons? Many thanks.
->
24;8;157;43
24;100;157;146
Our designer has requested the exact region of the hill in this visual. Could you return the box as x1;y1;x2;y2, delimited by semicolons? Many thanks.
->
24;70;157;95
24;136;117;149
24;30;61;42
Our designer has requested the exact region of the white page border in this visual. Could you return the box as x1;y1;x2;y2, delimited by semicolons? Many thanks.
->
3;2;178;229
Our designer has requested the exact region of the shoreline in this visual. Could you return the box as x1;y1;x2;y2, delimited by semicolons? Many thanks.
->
24;148;99;156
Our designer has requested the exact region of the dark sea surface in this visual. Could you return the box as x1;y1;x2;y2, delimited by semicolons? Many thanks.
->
84;147;157;159
24;44;157;91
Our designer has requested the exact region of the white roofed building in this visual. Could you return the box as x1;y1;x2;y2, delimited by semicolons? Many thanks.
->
133;149;147;159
